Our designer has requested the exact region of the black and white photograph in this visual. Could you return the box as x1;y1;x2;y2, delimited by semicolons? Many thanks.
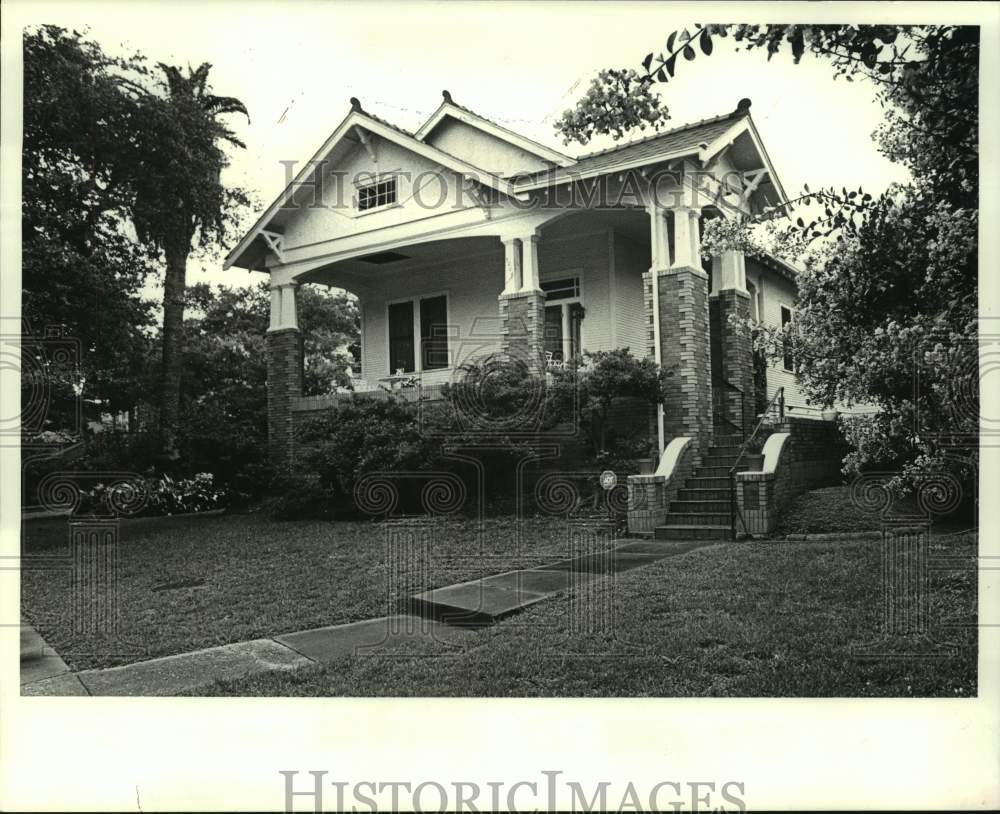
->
2;1;997;811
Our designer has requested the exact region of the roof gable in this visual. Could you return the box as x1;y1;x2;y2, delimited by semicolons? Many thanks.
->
416;91;574;169
225;99;519;270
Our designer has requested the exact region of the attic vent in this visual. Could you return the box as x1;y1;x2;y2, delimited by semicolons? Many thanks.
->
359;251;409;265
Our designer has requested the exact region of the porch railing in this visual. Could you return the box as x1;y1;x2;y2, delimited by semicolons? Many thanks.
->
729;386;785;540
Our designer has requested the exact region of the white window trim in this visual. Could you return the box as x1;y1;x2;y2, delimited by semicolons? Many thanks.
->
541;271;585;360
353;170;401;217
780;303;795;372
385;290;452;375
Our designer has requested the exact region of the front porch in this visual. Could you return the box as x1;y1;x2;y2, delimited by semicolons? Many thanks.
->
265;202;760;471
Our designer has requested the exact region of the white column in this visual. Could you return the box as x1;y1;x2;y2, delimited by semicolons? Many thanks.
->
647;204;666;455
269;285;281;331
269;282;299;332
648;204;669;270
502;238;522;294
521;233;540;292
719;250;747;293
561;304;571;361
671;207;700;269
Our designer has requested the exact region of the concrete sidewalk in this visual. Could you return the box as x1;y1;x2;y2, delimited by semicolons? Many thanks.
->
20;538;713;696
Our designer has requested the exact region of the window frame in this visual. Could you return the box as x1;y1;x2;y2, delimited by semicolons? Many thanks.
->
780;304;795;372
354;172;399;215
384;290;451;375
540;272;584;361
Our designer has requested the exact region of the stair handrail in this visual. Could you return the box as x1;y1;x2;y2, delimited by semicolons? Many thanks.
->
712;376;747;442
729;386;784;540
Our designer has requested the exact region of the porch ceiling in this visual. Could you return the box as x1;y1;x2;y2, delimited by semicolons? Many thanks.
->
295;235;502;290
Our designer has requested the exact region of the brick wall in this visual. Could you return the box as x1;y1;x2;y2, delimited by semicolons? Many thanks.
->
709;290;755;436
627;436;700;533
736;417;847;535
266;328;303;468
499;290;546;367
656;267;712;451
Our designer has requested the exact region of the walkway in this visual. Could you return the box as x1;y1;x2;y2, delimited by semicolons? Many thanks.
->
20;538;713;696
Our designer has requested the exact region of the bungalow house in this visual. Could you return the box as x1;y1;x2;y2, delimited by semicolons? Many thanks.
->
226;91;843;538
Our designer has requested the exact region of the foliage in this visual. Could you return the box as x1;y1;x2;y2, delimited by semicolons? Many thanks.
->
126;62;251;459
22;26;156;420
561;24;979;495
555;68;669;145
554;349;665;463
292;398;441;515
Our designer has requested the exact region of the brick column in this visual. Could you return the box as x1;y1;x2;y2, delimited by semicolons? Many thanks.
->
499;290;546;368
656;265;713;447
709;250;755;436
266;282;303;468
710;290;754;435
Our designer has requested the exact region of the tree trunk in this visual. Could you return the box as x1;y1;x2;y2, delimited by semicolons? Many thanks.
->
159;238;189;460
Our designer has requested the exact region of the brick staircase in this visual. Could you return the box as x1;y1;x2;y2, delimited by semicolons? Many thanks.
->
654;432;748;542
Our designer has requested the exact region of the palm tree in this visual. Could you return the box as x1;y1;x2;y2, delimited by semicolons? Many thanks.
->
130;63;249;460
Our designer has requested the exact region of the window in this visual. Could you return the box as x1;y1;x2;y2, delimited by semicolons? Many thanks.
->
419;295;449;371
388;301;414;373
357;177;397;212
387;294;450;374
780;305;794;372
541;276;584;362
541;277;580;301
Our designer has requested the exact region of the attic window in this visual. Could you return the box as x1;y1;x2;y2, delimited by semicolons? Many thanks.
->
357;178;397;211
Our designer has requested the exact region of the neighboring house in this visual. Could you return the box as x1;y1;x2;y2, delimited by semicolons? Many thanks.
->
227;91;842;536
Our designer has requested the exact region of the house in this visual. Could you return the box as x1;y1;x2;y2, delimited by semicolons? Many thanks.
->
226;91;844;537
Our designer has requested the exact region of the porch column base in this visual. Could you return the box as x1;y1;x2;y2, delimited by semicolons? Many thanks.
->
266;327;303;469
498;289;546;369
710;288;754;437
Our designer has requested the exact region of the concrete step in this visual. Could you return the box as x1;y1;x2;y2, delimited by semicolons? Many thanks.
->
708;444;743;456
677;487;731;501
655;524;732;541
695;464;746;478
665;511;731;526
685;476;730;489
669;500;730;514
702;454;740;467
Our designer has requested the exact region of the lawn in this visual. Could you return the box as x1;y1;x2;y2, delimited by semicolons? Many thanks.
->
20;512;581;671
194;531;978;697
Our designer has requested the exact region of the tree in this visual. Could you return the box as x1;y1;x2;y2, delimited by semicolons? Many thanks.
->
129;63;250;460
559;25;978;495
22;26;156;424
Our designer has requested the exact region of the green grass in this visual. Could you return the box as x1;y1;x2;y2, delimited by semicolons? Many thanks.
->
194;532;978;697
773;485;976;537
20;512;577;671
772;486;884;535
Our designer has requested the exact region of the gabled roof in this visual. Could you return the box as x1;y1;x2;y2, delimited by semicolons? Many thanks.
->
511;99;787;207
416;90;575;168
224;99;521;271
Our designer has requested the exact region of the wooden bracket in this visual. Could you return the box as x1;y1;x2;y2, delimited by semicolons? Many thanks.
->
353;125;377;163
261;230;285;262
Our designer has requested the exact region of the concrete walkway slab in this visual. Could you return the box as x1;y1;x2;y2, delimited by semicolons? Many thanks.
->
411;581;552;625
77;638;312;696
22;672;90;696
480;568;591;594
540;551;668;575
615;540;713;556
277;615;470;662
20;623;72;686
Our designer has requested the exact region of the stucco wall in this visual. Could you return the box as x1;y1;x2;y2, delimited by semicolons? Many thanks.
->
424;118;552;177
281;139;476;251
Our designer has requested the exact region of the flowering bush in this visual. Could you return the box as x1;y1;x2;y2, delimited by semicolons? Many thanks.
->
80;472;225;517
